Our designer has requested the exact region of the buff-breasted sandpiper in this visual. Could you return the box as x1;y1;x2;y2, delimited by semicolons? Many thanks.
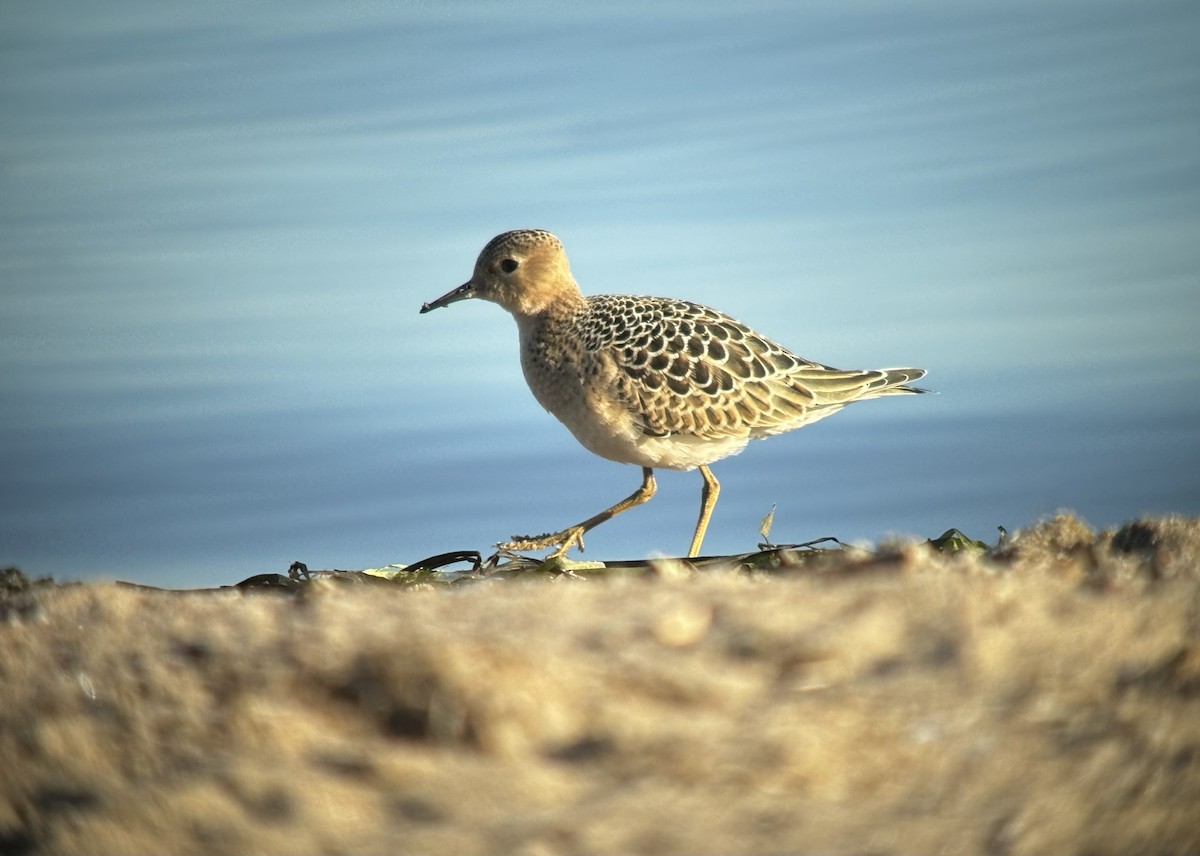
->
421;229;927;559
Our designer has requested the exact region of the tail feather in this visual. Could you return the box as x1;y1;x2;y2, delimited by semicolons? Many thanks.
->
875;367;929;396
790;366;928;405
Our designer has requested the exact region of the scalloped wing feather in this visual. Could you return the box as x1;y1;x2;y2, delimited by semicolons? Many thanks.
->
578;296;926;441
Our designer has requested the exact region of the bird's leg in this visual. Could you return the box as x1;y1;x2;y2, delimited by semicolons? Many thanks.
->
500;467;657;558
687;465;720;558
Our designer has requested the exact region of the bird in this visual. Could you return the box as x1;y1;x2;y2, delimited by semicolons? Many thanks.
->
420;229;927;559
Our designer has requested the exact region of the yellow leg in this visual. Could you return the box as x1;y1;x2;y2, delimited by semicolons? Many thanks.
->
501;467;657;557
688;465;720;558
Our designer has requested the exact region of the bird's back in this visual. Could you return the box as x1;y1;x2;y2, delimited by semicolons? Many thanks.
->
572;294;925;443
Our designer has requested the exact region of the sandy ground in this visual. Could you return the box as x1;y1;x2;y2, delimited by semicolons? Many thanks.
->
2;513;1199;855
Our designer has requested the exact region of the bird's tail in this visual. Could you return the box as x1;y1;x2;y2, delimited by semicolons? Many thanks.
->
874;367;929;396
789;365;929;405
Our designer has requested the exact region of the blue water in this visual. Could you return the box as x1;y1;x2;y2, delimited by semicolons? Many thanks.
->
3;2;1199;586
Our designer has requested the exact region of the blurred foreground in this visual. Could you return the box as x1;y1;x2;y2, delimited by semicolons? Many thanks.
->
2;513;1198;855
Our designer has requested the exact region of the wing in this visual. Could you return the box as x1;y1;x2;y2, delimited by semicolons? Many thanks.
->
579;295;924;440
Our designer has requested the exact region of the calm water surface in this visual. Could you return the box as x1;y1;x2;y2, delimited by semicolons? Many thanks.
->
3;2;1198;586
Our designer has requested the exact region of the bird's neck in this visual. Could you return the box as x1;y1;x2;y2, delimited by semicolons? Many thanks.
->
511;285;586;328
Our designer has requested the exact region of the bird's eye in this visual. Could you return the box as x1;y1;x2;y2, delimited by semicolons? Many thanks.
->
499;258;519;273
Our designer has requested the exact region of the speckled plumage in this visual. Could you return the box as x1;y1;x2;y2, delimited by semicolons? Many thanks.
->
421;229;927;558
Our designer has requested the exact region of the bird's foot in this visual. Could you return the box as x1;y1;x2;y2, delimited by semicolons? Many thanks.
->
497;526;586;557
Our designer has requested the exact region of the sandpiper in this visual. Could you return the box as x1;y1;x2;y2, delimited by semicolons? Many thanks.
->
421;229;927;558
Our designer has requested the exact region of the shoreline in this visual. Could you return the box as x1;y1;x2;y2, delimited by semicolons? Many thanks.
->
3;513;1198;855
